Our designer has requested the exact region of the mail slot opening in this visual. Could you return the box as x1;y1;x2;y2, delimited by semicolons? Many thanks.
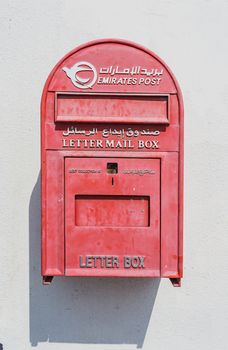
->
75;195;150;227
55;92;169;124
107;163;118;174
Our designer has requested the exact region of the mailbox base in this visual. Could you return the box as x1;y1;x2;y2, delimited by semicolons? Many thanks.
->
170;278;181;287
41;276;181;287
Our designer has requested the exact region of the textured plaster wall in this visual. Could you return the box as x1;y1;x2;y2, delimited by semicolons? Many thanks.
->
0;1;228;349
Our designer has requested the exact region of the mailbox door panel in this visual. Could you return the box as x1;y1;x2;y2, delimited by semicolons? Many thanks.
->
65;157;160;277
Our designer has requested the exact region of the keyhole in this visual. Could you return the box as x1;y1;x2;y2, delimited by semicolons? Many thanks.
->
112;177;114;186
107;162;118;174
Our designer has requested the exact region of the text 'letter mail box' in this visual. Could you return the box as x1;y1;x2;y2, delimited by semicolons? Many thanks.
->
41;39;184;286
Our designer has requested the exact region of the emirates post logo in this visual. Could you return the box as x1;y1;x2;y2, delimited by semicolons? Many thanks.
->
62;61;97;89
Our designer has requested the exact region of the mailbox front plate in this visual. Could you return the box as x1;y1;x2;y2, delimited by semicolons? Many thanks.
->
65;157;160;277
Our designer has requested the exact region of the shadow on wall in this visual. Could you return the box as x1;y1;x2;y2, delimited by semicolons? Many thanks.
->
29;174;160;347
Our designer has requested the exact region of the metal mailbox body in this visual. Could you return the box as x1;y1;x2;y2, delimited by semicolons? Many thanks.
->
41;39;184;286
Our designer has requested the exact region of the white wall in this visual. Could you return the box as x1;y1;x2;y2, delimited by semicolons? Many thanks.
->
0;1;228;349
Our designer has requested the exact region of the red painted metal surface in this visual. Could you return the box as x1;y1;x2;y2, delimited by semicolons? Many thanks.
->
41;39;184;285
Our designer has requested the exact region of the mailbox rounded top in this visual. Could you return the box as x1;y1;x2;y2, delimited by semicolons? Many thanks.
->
41;38;183;99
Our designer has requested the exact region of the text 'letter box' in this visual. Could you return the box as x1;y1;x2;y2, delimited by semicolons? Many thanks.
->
41;39;184;286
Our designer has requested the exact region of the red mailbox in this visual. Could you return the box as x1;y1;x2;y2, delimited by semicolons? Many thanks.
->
41;39;184;286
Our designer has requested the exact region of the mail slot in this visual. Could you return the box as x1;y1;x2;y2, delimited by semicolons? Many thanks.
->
41;39;184;286
55;93;169;124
